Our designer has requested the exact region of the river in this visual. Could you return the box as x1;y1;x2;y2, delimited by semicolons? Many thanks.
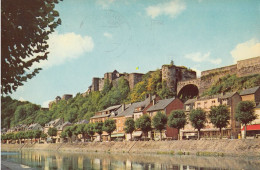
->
1;150;260;170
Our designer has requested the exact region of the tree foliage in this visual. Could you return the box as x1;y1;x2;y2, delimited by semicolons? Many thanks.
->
103;119;116;141
152;112;167;132
135;114;152;138
85;123;95;141
189;108;206;139
152;112;168;140
124;118;135;140
2;0;62;94
94;122;103;141
167;110;186;140
235;101;257;125
209;105;230;138
203;74;260;96
48;127;57;137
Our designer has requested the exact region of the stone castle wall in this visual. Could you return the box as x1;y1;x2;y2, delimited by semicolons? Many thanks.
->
201;56;260;78
162;65;197;93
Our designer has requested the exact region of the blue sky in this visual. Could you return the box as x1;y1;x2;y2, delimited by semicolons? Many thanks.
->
10;0;260;107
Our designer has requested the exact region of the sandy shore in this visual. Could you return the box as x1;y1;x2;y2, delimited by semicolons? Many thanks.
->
1;160;34;170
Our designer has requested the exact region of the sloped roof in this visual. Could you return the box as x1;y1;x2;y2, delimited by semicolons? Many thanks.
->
91;114;110;119
118;96;156;117
240;86;260;96
147;98;175;112
184;98;197;105
197;91;237;101
102;105;121;112
220;92;237;99
76;119;89;124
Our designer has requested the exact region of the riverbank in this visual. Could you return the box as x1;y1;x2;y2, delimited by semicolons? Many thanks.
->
2;139;260;157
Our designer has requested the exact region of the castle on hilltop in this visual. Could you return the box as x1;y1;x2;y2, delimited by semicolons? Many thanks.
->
87;61;197;94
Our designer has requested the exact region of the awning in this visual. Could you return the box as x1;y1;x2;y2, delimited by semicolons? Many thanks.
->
132;131;142;137
111;133;125;138
241;124;260;131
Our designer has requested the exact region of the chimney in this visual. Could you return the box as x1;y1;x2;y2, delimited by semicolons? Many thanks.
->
149;94;152;103
122;103;125;112
153;99;156;105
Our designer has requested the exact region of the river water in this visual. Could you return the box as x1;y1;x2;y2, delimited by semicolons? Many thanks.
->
1;150;260;170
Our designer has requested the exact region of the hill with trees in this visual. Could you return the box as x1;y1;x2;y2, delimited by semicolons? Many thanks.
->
2;71;259;129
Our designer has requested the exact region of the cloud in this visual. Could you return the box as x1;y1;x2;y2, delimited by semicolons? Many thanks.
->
104;32;113;39
97;0;115;8
231;38;260;63
42;100;53;108
184;52;222;65
32;32;94;69
146;0;186;19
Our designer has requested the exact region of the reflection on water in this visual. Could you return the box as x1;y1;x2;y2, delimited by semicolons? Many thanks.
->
1;150;260;170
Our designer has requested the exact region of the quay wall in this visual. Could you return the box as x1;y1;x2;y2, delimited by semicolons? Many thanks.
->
2;139;260;157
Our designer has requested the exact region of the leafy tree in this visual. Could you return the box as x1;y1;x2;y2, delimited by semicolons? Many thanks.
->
235;101;257;139
76;124;87;142
102;79;112;95
124;118;135;140
15;131;23;144
209;105;230;139
60;131;67;142
26;130;35;143
33;130;42;143
103;119;116;141
152;112;168;140
135;115;152;139
167;110;187;140
6;133;14;143
85;123;95;142
48;127;57;143
64;127;73;143
2;0;62;94
157;81;175;99
40;133;47;143
189;108;206;140
94;122;103;142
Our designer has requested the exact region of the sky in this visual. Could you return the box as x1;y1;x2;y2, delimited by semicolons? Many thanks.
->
10;0;260;107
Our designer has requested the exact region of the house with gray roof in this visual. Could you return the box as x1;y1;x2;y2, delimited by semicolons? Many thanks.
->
240;86;260;105
146;97;184;140
27;123;43;131
44;118;64;134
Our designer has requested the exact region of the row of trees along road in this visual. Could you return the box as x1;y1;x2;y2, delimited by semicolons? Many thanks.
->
127;101;257;140
2;101;256;143
2;130;47;144
188;101;257;139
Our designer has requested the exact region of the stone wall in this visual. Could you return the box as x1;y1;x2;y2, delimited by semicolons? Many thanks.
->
2;139;260;156
128;73;144;90
162;64;197;93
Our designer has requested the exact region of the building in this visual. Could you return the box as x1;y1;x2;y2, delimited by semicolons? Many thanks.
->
27;123;43;131
184;98;196;112
147;97;184;140
90;104;124;141
62;94;73;101
182;92;241;139
44;118;64;134
240;86;260;106
113;95;160;141
240;86;260;138
56;121;72;143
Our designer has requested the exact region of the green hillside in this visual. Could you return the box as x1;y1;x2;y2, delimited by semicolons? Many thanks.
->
203;74;260;96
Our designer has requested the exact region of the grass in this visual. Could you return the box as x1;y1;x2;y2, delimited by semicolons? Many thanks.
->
196;151;224;157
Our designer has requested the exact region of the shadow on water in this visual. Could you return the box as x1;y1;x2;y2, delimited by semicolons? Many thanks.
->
1;150;260;170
